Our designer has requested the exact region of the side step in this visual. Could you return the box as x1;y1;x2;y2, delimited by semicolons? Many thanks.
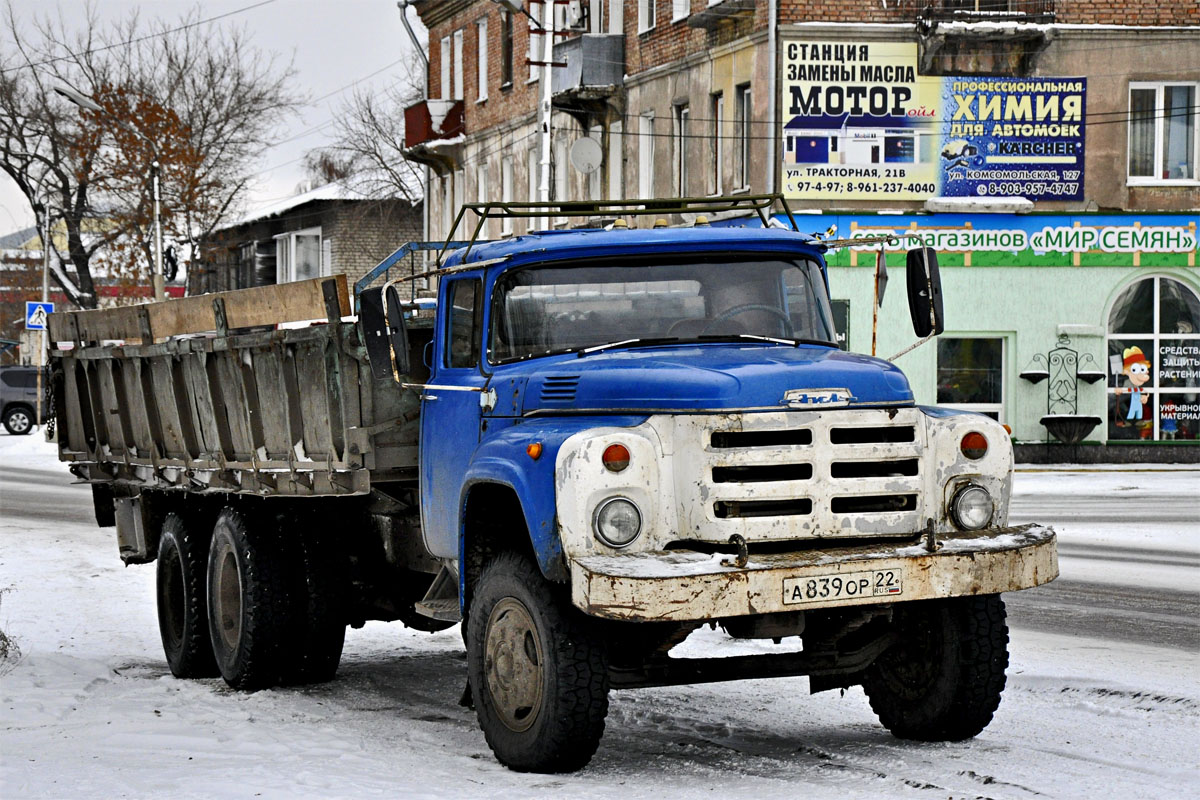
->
414;564;461;622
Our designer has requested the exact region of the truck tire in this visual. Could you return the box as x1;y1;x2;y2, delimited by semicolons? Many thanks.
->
156;513;219;678
206;507;290;690
863;594;1008;741
280;525;347;685
466;551;609;773
3;405;34;435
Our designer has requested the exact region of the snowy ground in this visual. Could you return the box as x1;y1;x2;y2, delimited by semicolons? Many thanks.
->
1;433;1197;799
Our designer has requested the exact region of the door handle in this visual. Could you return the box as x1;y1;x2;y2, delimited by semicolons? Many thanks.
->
422;394;439;401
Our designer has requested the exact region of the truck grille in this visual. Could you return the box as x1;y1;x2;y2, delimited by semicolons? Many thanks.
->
672;408;924;542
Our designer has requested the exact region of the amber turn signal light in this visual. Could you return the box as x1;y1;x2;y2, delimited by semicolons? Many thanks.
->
960;431;988;460
602;443;630;472
526;442;543;460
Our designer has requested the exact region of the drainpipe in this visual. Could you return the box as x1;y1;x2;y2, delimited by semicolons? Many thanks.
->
767;0;778;197
398;1;430;247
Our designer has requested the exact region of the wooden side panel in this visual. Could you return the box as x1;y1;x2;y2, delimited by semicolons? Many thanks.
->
185;355;225;460
254;348;292;461
93;361;128;457
148;357;188;459
293;340;335;461
61;358;90;454
48;276;350;343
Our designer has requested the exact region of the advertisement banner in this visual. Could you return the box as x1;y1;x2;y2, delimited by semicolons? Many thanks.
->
782;41;1086;202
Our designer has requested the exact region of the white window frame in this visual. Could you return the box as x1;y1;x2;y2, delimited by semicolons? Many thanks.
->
710;92;723;195
936;336;1007;424
674;103;689;196
1127;81;1199;186
439;35;451;100
501;156;514;235
452;29;464;101
528;2;542;82
1105;274;1200;441
638;112;655;199
638;0;656;33
672;0;689;22
735;83;752;190
608;119;623;200
476;18;488;102
273;226;323;284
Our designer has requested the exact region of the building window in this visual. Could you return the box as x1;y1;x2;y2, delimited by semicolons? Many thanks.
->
439;35;451;100
529;1;542;82
501;155;514;235
1106;275;1200;441
274;227;323;284
638;0;656;32
452;29;464;101
500;11;513;87
476;162;487;204
608;119;623;200
476;18;488;102
638;112;655;198
937;337;1005;421
710;92;723;195
441;175;453;240
735;83;751;189
672;0;689;21
1129;82;1198;183
674;103;689;196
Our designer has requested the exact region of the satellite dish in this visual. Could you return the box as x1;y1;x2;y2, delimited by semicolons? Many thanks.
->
569;137;603;175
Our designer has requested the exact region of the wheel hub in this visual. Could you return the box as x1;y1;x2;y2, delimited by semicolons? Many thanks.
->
484;597;544;732
213;543;243;652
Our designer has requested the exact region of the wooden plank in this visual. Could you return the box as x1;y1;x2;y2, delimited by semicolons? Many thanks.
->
47;275;351;343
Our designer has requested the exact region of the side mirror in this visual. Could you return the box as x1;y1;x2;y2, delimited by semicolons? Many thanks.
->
906;247;944;338
360;285;411;381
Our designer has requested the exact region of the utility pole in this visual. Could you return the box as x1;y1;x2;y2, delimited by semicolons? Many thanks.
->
37;199;50;431
538;0;555;211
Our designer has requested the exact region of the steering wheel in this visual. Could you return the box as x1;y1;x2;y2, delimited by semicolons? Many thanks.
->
701;304;794;337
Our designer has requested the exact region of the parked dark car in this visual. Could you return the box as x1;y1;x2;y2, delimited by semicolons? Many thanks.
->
0;365;45;435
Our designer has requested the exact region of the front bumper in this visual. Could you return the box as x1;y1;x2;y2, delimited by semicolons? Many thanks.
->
570;524;1057;622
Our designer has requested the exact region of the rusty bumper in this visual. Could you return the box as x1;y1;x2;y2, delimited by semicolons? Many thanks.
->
569;524;1057;622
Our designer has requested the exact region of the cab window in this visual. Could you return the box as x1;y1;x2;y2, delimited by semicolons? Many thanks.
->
445;279;482;368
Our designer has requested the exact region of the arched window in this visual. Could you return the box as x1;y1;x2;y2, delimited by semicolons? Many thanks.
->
1106;275;1200;441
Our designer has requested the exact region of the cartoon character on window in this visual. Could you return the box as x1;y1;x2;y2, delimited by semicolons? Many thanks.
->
1117;346;1151;422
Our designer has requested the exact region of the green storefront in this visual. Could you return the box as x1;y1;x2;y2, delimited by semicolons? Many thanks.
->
812;212;1200;459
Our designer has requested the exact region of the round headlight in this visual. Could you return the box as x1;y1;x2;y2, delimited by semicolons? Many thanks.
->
594;497;642;548
950;484;994;531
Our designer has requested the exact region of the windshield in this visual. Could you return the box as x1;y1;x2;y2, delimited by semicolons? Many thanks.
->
489;256;836;363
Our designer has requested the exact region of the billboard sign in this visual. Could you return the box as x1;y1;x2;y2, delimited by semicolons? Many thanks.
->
782;41;1086;202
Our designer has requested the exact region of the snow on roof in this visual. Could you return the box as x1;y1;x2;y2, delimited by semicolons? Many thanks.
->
229;181;368;229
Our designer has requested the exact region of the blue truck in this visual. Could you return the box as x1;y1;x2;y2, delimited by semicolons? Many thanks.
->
49;196;1057;773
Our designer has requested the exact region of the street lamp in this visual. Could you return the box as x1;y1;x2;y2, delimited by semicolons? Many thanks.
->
54;85;167;302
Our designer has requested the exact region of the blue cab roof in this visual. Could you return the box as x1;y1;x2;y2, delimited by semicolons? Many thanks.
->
441;225;827;270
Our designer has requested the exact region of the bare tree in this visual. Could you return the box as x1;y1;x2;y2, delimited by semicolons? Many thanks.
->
311;79;425;203
0;2;300;308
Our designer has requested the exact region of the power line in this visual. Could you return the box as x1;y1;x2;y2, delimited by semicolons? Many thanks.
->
2;0;278;74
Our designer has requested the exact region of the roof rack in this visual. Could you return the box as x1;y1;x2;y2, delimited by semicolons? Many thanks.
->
439;194;802;265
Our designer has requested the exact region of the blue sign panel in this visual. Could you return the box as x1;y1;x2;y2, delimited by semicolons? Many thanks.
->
25;301;54;331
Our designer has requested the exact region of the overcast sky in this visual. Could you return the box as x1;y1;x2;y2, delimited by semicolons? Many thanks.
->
0;0;427;237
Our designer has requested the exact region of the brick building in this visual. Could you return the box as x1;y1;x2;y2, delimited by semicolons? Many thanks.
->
404;1;1199;457
195;183;423;295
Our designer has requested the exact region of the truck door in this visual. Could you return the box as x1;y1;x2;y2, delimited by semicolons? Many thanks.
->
420;277;487;559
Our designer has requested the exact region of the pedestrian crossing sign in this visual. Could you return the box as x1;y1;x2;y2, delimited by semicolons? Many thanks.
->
25;301;54;331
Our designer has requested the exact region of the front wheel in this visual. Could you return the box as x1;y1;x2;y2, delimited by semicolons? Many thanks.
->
863;594;1009;741
466;552;609;773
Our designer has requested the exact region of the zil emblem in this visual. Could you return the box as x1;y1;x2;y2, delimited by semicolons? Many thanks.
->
782;388;854;408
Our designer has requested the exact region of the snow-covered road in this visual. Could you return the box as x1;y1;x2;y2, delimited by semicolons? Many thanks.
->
1;433;1197;799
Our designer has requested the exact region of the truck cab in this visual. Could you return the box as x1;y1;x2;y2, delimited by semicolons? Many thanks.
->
361;205;1056;772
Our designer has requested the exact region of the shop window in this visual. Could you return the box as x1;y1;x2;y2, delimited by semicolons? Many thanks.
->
937;337;1005;421
1107;276;1200;441
1128;82;1198;183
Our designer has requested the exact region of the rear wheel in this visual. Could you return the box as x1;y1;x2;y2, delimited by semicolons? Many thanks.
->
280;523;347;685
206;507;290;690
466;552;609;773
863;594;1009;741
156;513;219;678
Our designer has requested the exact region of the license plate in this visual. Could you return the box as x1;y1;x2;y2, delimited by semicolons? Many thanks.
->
782;569;903;605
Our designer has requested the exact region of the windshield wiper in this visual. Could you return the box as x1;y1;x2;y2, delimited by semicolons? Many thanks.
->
699;334;836;347
576;337;684;356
